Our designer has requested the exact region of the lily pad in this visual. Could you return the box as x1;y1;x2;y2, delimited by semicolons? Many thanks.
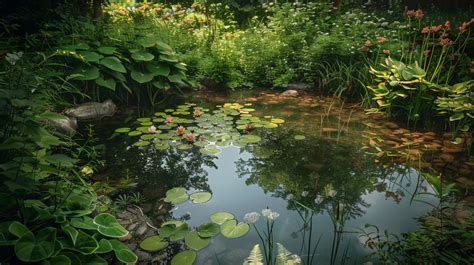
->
240;135;261;144
128;131;142;137
294;135;306;140
139;236;168;252
210;212;235;225
271;118;285;124
199;146;221;155
115;128;131;133
190;192;212;204
133;141;150;147
220;220;249;239
197;223;220;238
164;187;189;204
159;223;189;241
171;250;196;265
184;231;210;251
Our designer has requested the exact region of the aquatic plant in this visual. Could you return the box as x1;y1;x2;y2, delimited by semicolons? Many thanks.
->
245;208;281;264
244;243;301;265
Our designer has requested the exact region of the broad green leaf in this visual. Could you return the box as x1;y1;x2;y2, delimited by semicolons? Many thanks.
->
61;225;78;245
100;57;126;73
78;51;103;62
197;223;220;238
190;192;212;204
95;76;116;91
139;235;168;251
15;228;56;262
220;220;249;239
131;51;155;61
147;63;170;76
171;250;197;265
95;239;113;254
93;213;129;238
185;231;210;251
131;70;154;84
72;66;100;81
109;239;138;264
210;212;235;225
97;46;116;55
68;230;99;255
164;187;189;204
9;221;30;238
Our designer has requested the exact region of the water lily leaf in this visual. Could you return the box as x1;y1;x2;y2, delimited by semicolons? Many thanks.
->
155;142;170;150
177;144;193;150
131;51;155;61
140;236;168;251
72;66;100;81
128;131;142;137
210;212;235;225
197;223;220;238
294;135;306;140
220;220;249;239
15;228;56;262
100;57;126;73
240;135;261;144
190;192;212;204
78;51;103;62
131;70;154;84
199;146;220;155
185;231;210;251
159;223;189;241
162;220;185;227
263;123;278;129
93;213;129;238
115;127;131;133
97;46;116;55
95;76;116;91
171;250;197;265
164;187;189;204
133;141;150;147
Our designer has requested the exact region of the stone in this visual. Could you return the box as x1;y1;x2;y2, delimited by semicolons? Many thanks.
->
385;122;399;129
135;249;153;261
135;224;148;237
457;177;474;189
127;223;138;231
65;99;117;120
287;82;311;90
280;89;299;97
45;115;77;136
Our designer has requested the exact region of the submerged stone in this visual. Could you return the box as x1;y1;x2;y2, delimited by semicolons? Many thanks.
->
65;99;117;120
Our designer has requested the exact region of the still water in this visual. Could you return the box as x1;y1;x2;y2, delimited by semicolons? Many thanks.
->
98;91;438;264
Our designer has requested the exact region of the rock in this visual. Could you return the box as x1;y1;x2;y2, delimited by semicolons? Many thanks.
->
135;224;148;237
385;122;399;129
287;82;311;90
280;89;299;97
65;99;117;120
127;243;137;251
135;249;153;262
457;177;474;189
127;223;138;231
46;115;77;136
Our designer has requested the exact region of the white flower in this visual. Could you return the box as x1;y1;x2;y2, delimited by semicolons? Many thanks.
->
262;208;272;218
244;212;260;223
286;194;294;200
148;125;157;133
268;212;280;220
301;191;309;197
328;190;337;197
291;254;302;264
314;195;324;204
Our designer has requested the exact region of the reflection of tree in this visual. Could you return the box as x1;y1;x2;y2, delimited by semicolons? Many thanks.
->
236;128;383;217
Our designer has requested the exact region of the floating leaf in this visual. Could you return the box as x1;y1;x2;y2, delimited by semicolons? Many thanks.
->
240;135;261;144
133;141;150;147
271;118;285;124
140;236;168;252
190;192;212;204
164;187;189;204
128;131;142;137
294;135;306;140
159;223;189;241
185;231;210;251
199;146;220;155
171;250;197;265
220;220;249;239
210;212;235;225
197;223;220;238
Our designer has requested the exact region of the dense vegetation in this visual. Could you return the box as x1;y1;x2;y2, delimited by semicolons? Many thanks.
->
1;0;473;264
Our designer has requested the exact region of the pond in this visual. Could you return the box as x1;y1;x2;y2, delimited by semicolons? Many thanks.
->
95;90;440;264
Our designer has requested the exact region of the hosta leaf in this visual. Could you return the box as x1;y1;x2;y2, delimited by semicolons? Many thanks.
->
95;76;116;91
93;213;129;238
97;46;116;55
77;51;103;62
131;70;154;84
131;51;155;61
147;63;170;76
15;228;56;262
72;66;100;81
100;57;126;73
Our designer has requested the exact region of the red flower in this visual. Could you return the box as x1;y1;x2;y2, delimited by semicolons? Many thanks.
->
186;132;194;142
415;9;424;20
421;27;430;34
439;37;453;46
405;9;416;17
176;126;185;136
376;36;387;43
245;123;255;131
431;25;442;33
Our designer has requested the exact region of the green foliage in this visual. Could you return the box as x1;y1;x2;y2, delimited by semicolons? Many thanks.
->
436;81;474;132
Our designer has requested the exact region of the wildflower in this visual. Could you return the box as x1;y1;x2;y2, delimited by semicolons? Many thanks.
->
301;191;309;197
444;21;452;30
166;116;173;123
176;126;185;136
286;194;294;200
80;166;93;176
269;212;280;220
431;25;442;33
186;132;194;142
439;37;453;46
244;212;260;223
405;9;416;18
262;208;272;218
421;27;430;34
314;195;324;204
328;190;337;197
376;36;387;43
365;40;373;47
415;9;424;20
383;49;390;55
148;125;157;133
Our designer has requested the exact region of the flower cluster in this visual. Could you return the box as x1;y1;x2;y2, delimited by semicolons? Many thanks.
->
405;8;424;20
262;208;280;220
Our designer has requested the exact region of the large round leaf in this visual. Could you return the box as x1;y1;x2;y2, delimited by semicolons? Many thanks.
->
99;57;126;73
159;223;189;241
72;66;100;81
171;250;197;265
190;192;212;204
131;70;154;84
197;223;220;238
210;212;235;225
140;236;168;251
15;228;56;262
164;187;189;204
68;230;99;255
220;220;249;239
93;213;128;238
109;239;138;264
185;231;210;251
147;63;170;77
78;51;103;62
97;46;116;55
131;51;155;61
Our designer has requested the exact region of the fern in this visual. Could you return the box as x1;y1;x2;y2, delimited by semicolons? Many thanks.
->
244;244;264;265
275;243;300;265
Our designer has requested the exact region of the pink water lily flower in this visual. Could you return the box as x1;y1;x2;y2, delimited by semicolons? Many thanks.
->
148;125;157;133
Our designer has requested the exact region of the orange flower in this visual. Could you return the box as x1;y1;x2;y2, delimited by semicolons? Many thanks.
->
176;126;185;136
421;27;430;34
365;40;373;47
245;123;255;131
431;25;442;33
193;109;202;118
444;21;452;30
359;45;369;52
439;37;453;46
186;132;194;142
376;36;387;43
415;9;424;20
405;9;416;17
166;116;173;123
